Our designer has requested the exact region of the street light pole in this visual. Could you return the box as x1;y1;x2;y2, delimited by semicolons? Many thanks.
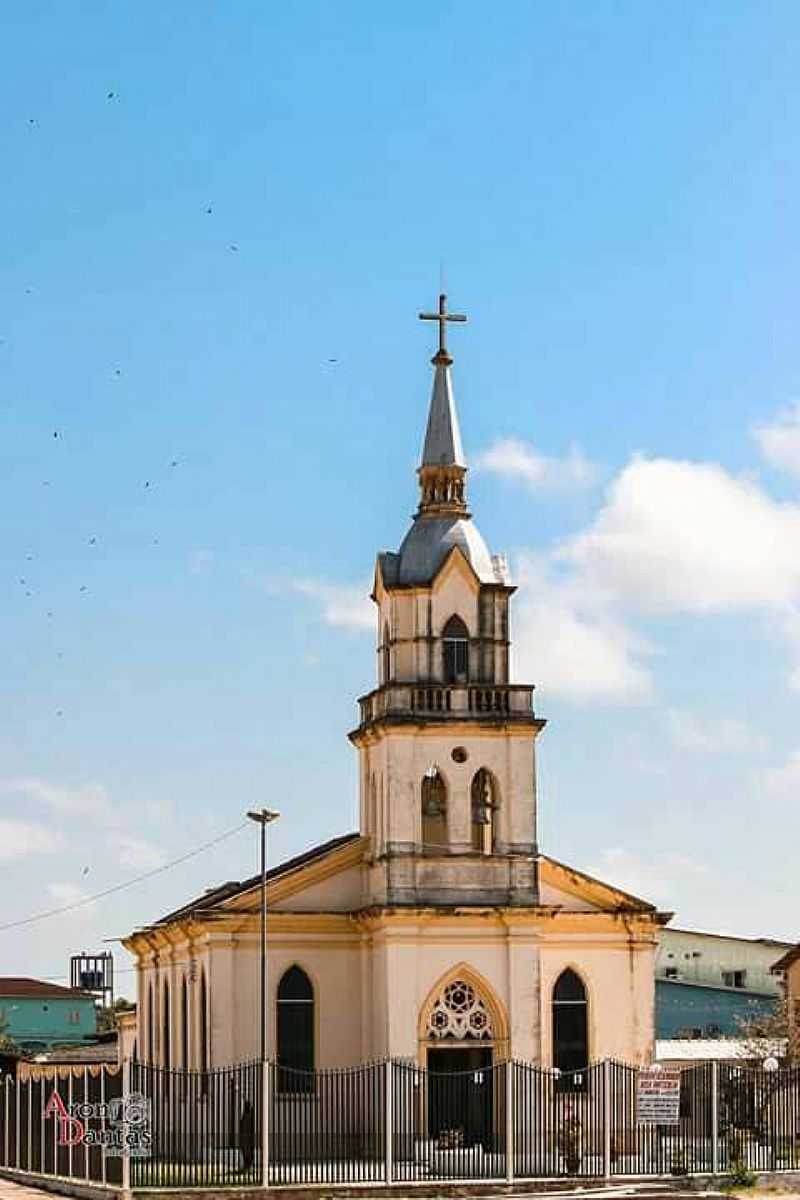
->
246;808;279;1189
246;809;280;1062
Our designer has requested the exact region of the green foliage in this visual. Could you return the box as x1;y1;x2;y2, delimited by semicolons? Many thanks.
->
0;1011;18;1054
723;1159;757;1189
96;997;134;1034
669;1149;688;1176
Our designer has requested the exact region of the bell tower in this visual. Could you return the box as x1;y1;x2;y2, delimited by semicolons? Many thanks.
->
349;295;546;907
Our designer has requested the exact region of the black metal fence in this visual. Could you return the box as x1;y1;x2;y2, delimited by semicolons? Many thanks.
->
0;1064;122;1186
2;1057;800;1189
130;1059;262;1188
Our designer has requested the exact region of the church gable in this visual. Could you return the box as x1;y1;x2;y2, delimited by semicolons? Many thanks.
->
538;854;663;916
225;836;368;914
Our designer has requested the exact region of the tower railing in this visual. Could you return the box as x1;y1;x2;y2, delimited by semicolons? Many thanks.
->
357;683;535;726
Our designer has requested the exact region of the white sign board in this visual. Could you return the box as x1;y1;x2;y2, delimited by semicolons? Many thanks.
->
636;1068;681;1124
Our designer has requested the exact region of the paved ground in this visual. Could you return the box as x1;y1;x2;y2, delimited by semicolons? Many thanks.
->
1;1176;798;1200
0;1181;61;1200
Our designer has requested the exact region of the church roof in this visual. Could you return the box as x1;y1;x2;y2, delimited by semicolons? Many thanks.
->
379;518;510;588
152;832;361;926
421;363;465;467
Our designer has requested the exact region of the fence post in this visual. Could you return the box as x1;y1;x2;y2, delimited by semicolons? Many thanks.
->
15;1072;20;1168
603;1059;611;1180
505;1060;514;1183
100;1063;107;1185
260;1060;270;1189
83;1068;90;1182
121;1057;131;1200
711;1060;719;1176
385;1059;393;1185
3;1077;8;1167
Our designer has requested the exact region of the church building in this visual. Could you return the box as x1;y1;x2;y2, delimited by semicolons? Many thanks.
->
122;296;670;1079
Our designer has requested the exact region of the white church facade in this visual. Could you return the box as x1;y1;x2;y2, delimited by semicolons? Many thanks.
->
123;296;670;1080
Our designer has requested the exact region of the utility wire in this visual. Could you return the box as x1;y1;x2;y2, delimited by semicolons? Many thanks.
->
0;821;249;934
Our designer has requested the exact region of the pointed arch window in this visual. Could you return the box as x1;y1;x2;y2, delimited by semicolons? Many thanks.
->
442;615;469;684
277;966;315;1094
471;768;498;854
421;767;448;850
553;969;588;1089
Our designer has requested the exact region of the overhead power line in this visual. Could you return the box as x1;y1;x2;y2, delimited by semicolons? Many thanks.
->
0;821;249;934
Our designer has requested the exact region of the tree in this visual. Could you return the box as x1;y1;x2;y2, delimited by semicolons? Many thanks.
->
96;998;134;1035
735;995;798;1066
0;1012;18;1055
726;999;799;1165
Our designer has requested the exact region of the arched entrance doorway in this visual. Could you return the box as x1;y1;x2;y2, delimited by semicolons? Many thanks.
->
420;973;507;1151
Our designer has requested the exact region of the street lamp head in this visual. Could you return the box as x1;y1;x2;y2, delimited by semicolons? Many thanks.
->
246;809;281;826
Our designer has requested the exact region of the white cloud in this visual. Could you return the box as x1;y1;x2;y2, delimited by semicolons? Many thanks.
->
292;579;374;633
588;847;713;909
763;749;800;798
666;708;765;754
475;437;597;490
114;836;167;871
0;820;63;861
512;553;653;702
0;778;112;822
562;456;800;614
753;402;800;477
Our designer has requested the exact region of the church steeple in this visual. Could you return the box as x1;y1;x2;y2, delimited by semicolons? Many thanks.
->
417;293;469;516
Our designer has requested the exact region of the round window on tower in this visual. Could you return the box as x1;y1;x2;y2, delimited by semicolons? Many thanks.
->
451;746;468;764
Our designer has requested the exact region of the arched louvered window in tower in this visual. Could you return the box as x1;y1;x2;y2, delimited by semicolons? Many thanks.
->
277;966;315;1094
442;615;469;684
421;767;448;849
470;768;498;854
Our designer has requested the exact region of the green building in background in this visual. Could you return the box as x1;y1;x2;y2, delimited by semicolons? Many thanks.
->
0;978;97;1050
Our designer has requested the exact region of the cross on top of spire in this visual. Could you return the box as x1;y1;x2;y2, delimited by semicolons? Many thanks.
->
419;293;467;365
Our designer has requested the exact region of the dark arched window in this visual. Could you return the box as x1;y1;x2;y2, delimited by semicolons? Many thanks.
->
442;615;469;684
553;969;588;1088
421;767;447;850
277;966;315;1094
471;768;499;854
162;980;171;1068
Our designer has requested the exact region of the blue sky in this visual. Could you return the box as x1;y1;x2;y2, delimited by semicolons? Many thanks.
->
2;1;800;990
